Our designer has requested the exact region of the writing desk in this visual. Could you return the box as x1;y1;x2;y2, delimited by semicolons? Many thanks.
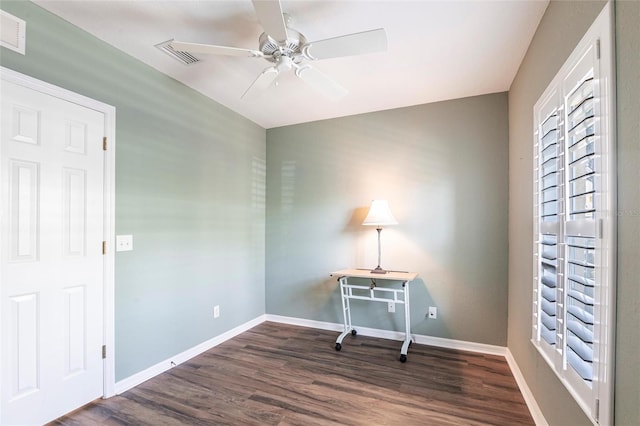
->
330;269;419;362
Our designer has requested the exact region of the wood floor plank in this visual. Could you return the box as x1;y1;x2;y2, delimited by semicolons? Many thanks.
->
50;322;534;425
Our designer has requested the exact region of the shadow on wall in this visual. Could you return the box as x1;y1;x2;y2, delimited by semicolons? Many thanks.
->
288;275;341;320
343;206;370;233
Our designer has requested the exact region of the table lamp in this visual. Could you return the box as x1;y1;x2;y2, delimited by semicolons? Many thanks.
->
362;200;398;274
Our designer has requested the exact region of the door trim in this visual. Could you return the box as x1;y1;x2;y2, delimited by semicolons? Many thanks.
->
0;66;116;398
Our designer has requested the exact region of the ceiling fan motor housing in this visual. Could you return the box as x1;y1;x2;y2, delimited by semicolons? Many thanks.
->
259;28;306;63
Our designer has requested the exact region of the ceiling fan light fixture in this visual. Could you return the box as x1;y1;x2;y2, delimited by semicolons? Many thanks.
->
275;56;293;72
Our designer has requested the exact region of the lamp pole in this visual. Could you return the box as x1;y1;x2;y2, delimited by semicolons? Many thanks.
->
372;227;385;274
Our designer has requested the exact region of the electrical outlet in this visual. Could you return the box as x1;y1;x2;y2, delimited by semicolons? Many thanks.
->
115;234;133;252
213;305;220;318
388;301;395;313
428;306;437;319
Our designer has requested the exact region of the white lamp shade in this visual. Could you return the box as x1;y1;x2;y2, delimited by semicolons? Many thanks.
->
362;200;398;226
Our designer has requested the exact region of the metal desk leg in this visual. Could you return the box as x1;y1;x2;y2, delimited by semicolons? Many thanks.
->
399;280;412;362
335;276;354;351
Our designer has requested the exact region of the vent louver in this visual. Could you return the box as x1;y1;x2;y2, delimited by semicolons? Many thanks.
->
1;10;26;55
155;39;200;65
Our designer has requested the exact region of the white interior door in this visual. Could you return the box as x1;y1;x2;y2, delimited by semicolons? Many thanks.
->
1;80;105;425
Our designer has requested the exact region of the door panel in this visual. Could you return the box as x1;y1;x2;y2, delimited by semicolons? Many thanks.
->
63;285;86;376
1;81;105;425
62;167;87;257
9;160;39;262
9;293;39;398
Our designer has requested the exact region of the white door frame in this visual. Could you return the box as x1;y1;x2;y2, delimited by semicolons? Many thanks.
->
0;66;116;399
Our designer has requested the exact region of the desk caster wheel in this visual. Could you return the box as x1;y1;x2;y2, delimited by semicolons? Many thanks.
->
400;354;407;363
335;343;342;351
351;329;357;336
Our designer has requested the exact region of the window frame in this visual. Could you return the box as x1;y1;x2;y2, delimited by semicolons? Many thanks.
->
531;3;616;425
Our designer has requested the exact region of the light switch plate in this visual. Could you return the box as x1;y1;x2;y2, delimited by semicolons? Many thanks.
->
116;234;133;252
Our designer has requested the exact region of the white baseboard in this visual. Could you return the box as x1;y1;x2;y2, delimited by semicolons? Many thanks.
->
115;313;544;426
265;314;506;356
114;315;266;395
412;333;506;356
264;314;344;333
506;349;548;426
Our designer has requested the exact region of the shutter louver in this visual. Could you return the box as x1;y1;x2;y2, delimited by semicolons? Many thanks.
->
567;77;596;222
540;114;560;223
535;110;561;348
564;73;597;385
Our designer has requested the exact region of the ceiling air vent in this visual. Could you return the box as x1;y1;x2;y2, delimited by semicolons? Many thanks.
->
1;10;26;55
155;39;200;65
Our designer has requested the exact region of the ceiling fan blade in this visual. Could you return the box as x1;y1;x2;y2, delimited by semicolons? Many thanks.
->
295;65;348;100
241;67;280;100
171;41;264;58
251;0;288;42
304;28;387;60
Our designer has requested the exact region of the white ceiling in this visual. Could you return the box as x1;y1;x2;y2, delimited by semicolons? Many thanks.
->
32;0;548;129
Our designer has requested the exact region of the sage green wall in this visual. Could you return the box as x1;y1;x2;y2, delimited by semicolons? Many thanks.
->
612;1;640;424
266;93;509;346
508;1;640;424
0;1;266;381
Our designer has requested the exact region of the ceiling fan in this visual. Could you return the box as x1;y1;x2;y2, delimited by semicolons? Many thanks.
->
170;0;387;100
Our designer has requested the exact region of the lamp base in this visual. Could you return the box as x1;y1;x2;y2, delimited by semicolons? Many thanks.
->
370;266;388;274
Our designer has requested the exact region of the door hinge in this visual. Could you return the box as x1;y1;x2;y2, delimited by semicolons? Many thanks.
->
103;136;107;151
102;345;107;359
595;398;600;422
596;39;601;60
102;241;107;255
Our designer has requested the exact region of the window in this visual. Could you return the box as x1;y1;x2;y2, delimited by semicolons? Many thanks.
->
532;3;615;425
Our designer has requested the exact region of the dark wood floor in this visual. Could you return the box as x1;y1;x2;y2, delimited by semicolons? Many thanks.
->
51;322;534;426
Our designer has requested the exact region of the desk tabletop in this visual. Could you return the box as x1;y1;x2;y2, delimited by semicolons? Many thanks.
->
331;269;419;282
